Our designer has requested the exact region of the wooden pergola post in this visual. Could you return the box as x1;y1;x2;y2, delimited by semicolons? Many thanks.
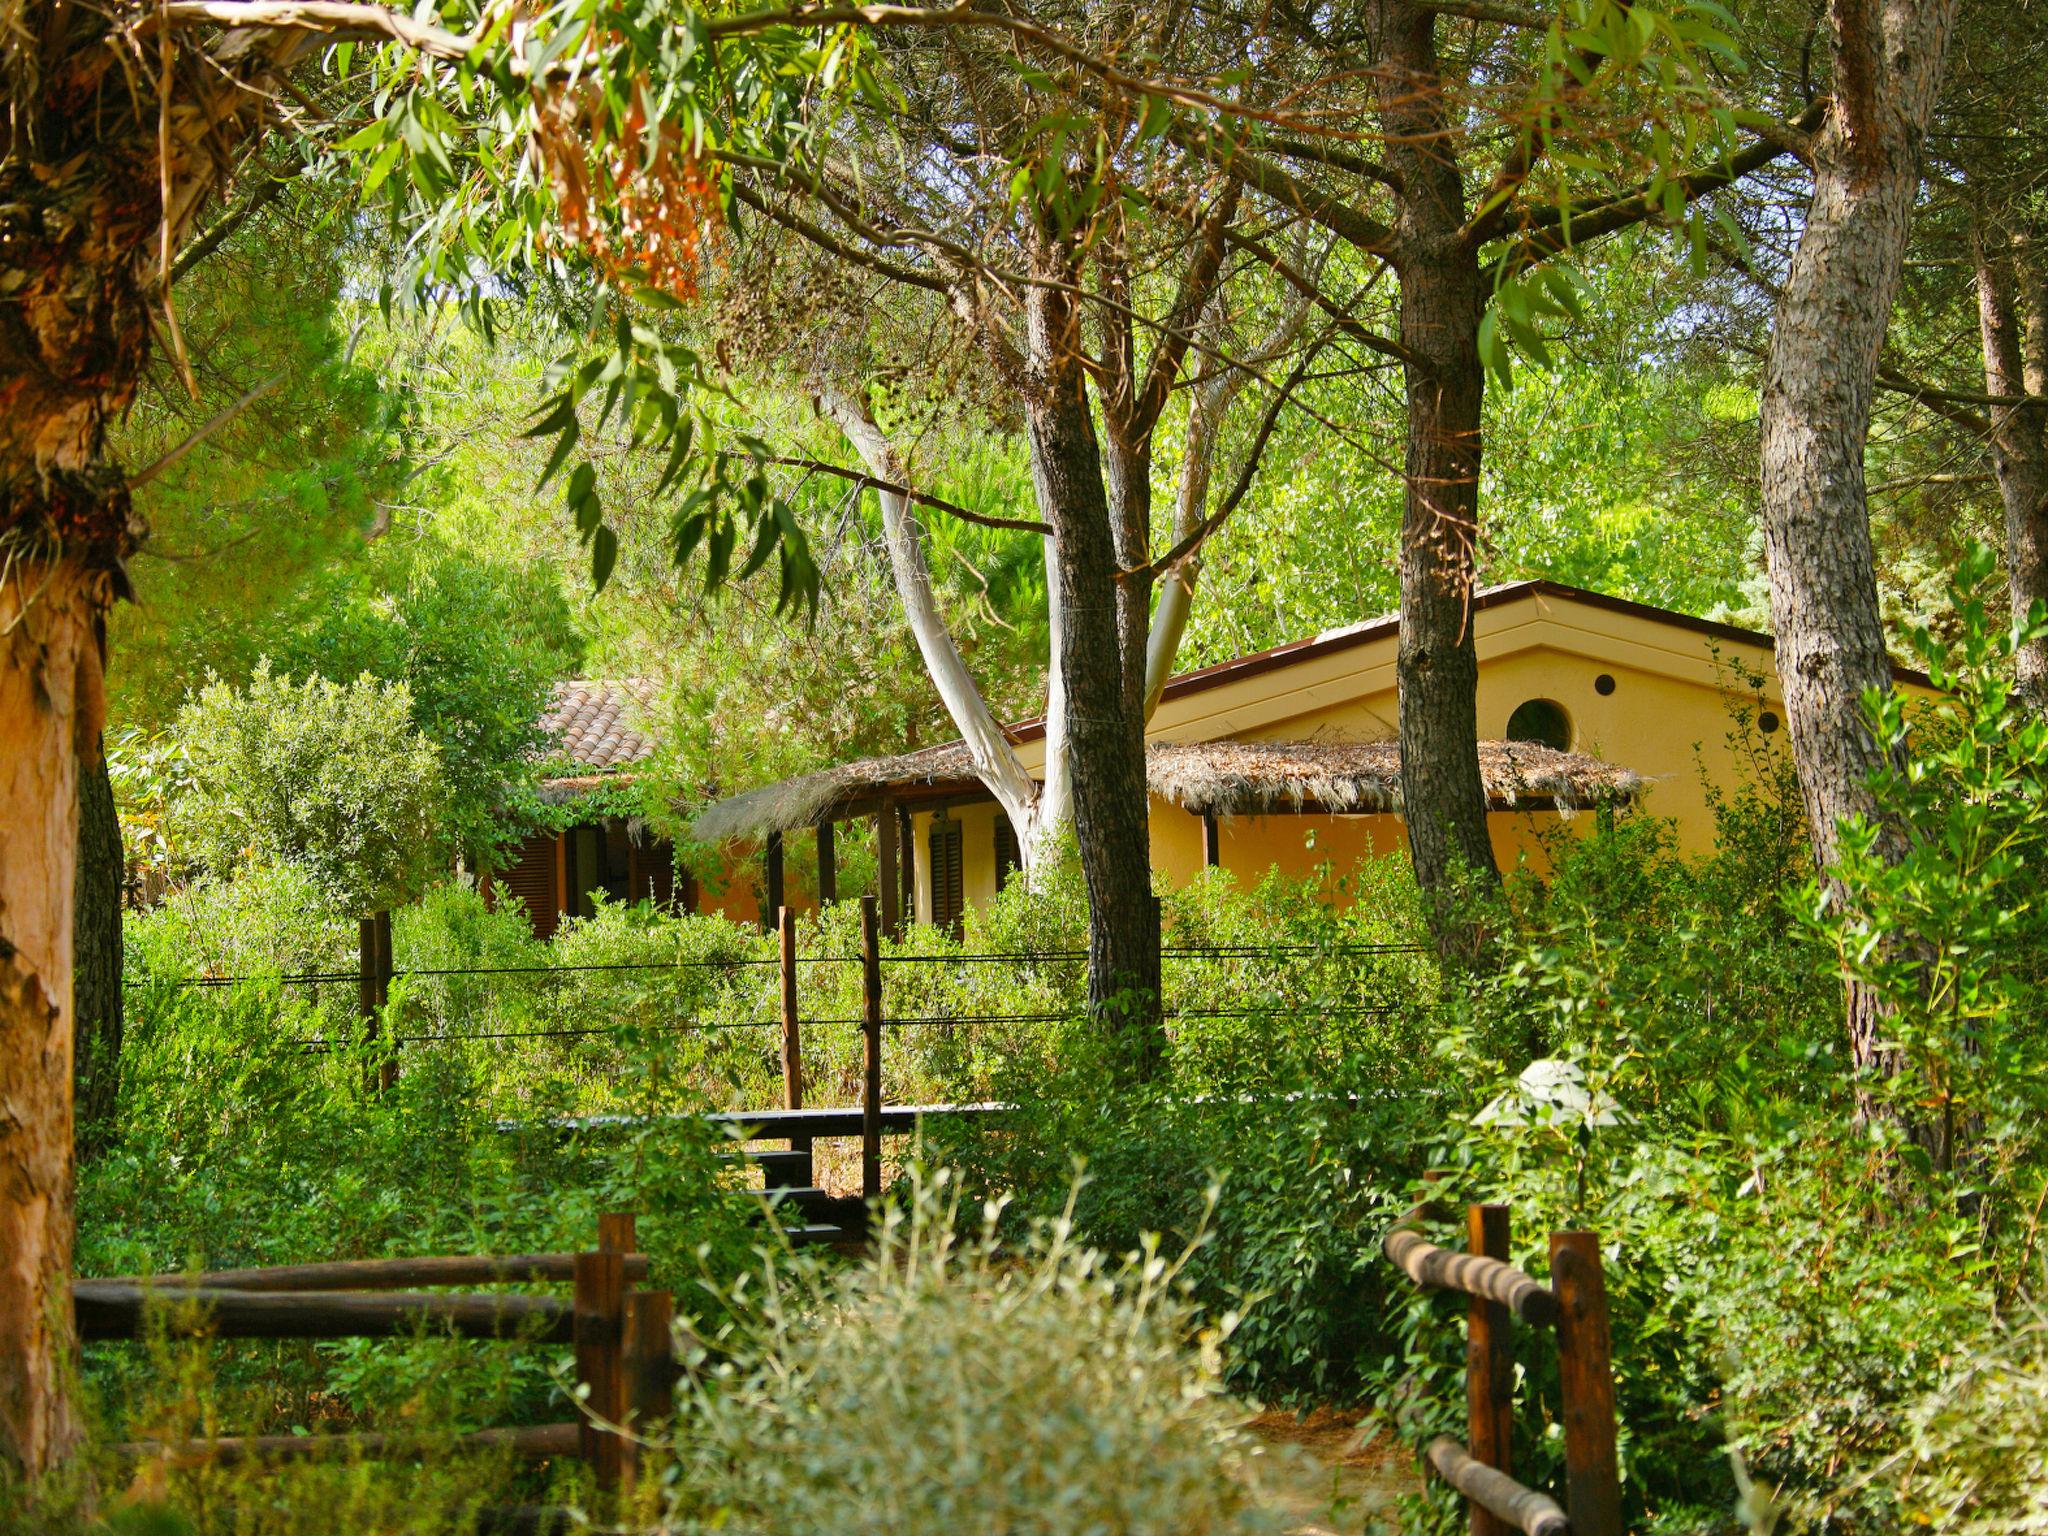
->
877;800;902;940
762;830;783;933
896;804;915;927
816;820;837;905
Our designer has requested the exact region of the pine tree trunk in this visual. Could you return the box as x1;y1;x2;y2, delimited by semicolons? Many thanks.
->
1758;0;1958;1082
0;563;101;1480
1976;228;2048;711
1023;268;1162;1063
73;729;124;1156
1377;0;1502;912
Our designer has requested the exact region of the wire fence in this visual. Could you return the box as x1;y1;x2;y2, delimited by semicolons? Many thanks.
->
131;940;1428;992
132;925;1436;1101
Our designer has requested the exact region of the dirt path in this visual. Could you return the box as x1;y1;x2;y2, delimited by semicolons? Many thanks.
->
1249;1407;1414;1534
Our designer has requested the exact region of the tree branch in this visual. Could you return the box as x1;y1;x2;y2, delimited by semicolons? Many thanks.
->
761;456;1051;535
1412;0;1554;29
1120;331;1334;583
1490;100;1826;273
128;372;287;490
729;180;950;293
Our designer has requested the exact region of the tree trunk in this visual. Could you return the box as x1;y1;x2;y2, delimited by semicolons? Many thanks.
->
72;729;124;1156
1758;0;1958;1080
1975;227;2048;710
1023;264;1162;1059
818;388;1046;843
1378;0;1501;911
0;563;101;1480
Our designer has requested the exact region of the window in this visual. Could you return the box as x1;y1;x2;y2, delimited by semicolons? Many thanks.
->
1506;698;1573;752
994;817;1021;889
928;819;965;936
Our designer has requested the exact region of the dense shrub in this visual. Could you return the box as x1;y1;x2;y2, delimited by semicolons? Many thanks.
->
663;1168;1302;1535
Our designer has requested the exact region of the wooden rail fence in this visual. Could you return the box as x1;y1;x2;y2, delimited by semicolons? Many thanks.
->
76;1210;677;1495
1383;1196;1620;1536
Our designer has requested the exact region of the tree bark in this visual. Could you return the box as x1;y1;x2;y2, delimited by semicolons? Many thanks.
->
72;729;124;1156
1975;226;2048;711
1023;258;1162;1057
0;563;102;1480
1758;0;1958;1078
1377;0;1502;907
818;388;1048;840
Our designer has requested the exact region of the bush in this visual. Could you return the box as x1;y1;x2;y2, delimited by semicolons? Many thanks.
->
171;661;448;915
664;1168;1300;1535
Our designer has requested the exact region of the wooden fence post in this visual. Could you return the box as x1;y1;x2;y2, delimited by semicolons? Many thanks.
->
1466;1205;1515;1536
358;911;396;1092
597;1211;636;1257
622;1288;674;1486
574;1249;627;1493
1551;1230;1622;1536
860;895;883;1201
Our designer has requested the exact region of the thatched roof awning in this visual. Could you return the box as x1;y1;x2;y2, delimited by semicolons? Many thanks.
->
693;737;1641;843
1147;739;1642;817
692;742;978;843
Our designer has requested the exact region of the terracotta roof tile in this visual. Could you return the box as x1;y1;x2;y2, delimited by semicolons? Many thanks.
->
541;680;659;774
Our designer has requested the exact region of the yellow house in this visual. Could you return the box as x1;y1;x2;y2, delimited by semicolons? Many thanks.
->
694;580;1922;930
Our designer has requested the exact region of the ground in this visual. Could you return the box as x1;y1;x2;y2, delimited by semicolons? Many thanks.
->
1250;1407;1411;1533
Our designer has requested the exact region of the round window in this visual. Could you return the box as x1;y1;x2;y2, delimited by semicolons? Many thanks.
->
1506;698;1573;752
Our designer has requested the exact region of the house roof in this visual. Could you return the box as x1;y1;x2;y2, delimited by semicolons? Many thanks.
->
691;736;1641;843
541;680;659;775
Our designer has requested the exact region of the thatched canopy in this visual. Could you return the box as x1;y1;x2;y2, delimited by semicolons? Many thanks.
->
692;742;979;843
693;737;1641;843
1147;739;1641;817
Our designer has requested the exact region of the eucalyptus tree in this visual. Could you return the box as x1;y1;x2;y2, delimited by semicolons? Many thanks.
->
722;184;1320;883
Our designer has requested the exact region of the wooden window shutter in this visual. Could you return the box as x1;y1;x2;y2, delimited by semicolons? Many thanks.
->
495;831;562;939
928;820;965;936
993;818;1020;890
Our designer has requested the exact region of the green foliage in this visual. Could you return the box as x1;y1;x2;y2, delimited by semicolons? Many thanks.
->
1813;545;2048;1185
273;542;583;867
170;663;449;916
665;1167;1299;1535
109;186;403;730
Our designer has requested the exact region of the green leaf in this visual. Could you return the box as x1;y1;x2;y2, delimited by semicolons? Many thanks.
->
590;525;619;592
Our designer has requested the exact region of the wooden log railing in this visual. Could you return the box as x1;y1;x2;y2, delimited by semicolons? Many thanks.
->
1382;1198;1621;1536
117;1252;651;1292
82;1211;676;1501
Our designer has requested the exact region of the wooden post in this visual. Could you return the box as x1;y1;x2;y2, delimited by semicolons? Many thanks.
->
896;804;915;926
778;906;802;1112
762;831;784;933
816;820;837;906
622;1288;675;1483
1551;1231;1622;1536
877;804;901;939
554;830;571;928
574;1249;627;1492
597;1211;637;1256
860;895;883;1201
357;916;379;1037
374;910;396;1091
1202;811;1221;869
1466;1205;1515;1536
